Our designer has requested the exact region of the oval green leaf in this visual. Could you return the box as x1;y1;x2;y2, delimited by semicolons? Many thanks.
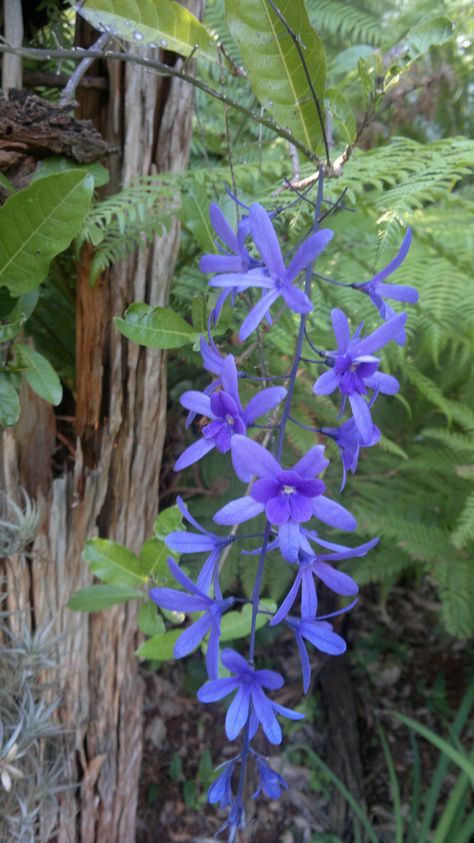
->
0;171;93;296
114;303;199;349
225;0;326;154
220;600;276;641
83;537;148;587
68;584;143;612
137;601;166;636
80;0;217;62
14;344;62;405
0;315;26;344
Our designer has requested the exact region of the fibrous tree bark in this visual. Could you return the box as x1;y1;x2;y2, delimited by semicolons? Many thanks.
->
1;2;202;840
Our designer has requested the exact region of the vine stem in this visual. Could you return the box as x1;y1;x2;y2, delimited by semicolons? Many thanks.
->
0;43;320;164
234;168;325;829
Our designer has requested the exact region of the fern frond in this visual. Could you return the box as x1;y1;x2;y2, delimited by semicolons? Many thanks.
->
452;492;474;549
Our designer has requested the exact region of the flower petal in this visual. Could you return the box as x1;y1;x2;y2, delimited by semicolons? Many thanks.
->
198;677;239;703
278;519;302;562
331;308;351;353
175;438;216;471
199;254;243;274
348;392;374;444
239;289;280;341
221;647;249;674
226;685;251;740
251;686;282;744
377;282;418;304
271;570;302;626
300;569;318;618
313;561;359;596
244;386;287;425
209;202;239;252
149;587;207;613
281;284;312;314
249;203;286;279
175;614;212;658
286;229;333;281
354;312;407;356
231;434;281;482
312;495;357;531
313;367;341;395
294;445;328;478
364;372;399;395
214;496;265;526
180;390;213;417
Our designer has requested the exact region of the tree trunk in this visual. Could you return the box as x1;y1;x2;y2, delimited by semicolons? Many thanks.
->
1;3;202;840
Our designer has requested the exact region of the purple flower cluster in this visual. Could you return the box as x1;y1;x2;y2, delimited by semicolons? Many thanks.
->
149;190;417;833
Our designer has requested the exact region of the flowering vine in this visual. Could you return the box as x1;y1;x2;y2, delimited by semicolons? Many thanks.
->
150;173;417;840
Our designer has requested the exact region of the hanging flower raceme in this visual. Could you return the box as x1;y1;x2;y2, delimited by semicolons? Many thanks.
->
214;435;356;562
175;355;286;470
313;308;406;444
205;202;333;339
160;177;418;830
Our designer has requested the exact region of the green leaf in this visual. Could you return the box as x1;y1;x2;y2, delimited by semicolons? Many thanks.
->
0;374;20;427
140;537;172;579
0;314;26;344
115;303;199;349
33;156;110;188
393;712;474;786
83;538;148;587
136;629;182;660
80;0;217;62
137;601;166;636
68;584;143;612
0;171;93;295
226;0;326;154
153;504;183;542
14;344;62;405
405;16;453;59
220;600;276;641
0;172;15;194
325;88;356;144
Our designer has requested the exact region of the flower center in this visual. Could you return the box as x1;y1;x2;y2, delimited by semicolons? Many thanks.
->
282;485;296;495
225;414;235;426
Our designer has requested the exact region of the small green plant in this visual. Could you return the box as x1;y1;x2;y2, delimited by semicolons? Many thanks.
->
288;682;474;843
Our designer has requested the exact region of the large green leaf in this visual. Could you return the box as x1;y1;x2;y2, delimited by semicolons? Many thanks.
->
153;504;183;542
0;375;20;427
0;171;93;296
220;600;276;641
68;584;143;612
14;344;62;405
80;0;217;62
225;0;326;154
83;538;148;587
115;303;199;349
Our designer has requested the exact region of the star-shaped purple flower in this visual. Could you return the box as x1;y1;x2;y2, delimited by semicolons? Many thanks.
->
208;757;238;809
208;203;333;340
354;229;418;343
197;648;303;744
270;537;378;625
214;435;356;562
175;356;286;471
252;754;288;800
165;496;234;593
313;308;406;444
149;558;234;679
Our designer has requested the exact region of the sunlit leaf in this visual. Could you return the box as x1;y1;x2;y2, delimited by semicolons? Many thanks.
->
80;0;217;62
226;0;326;154
14;344;62;405
136;629;182;660
0;171;93;295
68;584;143;612
83;538;148;587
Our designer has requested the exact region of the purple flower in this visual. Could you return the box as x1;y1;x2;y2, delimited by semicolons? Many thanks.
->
354;229;417;342
149;558;234;679
208;203;333;340
197;648;303;744
252;754;288;800
199;204;256;324
322;416;381;490
214;435;356;563
165;496;234;593
313;308;406;444
208;758;238;809
270;537;378;625
175;356;286;471
286;616;347;693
